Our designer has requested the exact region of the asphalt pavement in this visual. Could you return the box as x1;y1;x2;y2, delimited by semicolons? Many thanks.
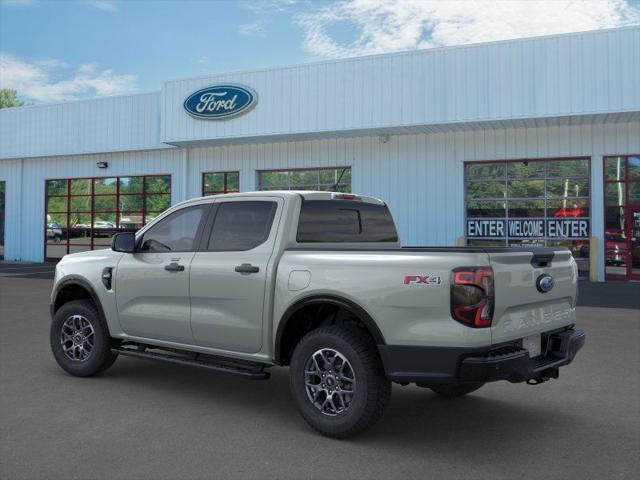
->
0;266;638;480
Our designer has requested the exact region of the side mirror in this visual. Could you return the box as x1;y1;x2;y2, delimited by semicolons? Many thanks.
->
112;232;136;253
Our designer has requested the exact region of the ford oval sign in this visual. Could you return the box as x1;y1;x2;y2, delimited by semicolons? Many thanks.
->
183;84;257;120
536;274;554;293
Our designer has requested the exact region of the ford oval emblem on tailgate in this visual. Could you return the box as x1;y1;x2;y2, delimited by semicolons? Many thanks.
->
536;274;554;293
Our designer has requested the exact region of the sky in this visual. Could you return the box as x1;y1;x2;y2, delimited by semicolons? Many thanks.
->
1;0;639;104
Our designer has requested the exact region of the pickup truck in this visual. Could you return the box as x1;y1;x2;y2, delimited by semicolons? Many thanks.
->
50;191;585;438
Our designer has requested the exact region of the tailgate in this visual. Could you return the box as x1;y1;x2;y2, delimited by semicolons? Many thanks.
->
488;248;577;344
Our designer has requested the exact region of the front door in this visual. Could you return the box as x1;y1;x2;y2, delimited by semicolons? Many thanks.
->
116;204;210;344
630;208;640;280
189;198;281;354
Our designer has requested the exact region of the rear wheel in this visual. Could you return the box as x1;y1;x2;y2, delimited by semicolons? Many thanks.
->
289;325;391;438
427;382;484;397
50;300;118;377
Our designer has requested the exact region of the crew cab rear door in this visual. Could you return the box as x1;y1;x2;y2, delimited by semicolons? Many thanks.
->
488;248;577;345
189;197;282;354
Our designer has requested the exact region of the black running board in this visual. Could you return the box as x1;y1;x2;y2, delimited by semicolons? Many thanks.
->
112;345;270;380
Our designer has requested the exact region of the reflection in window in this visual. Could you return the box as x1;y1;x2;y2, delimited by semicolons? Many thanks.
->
258;167;351;192
203;171;239;196
45;175;171;260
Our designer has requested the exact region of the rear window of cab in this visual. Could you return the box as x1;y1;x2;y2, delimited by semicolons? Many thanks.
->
296;200;398;243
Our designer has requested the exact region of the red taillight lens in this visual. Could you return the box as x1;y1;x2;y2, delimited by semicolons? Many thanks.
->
450;266;494;328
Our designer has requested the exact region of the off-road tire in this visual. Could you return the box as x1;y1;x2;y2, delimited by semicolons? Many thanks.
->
50;299;118;377
290;325;391;438
428;382;484;397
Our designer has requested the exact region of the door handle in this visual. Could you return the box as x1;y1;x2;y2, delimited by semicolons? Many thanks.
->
164;262;185;272
235;263;260;274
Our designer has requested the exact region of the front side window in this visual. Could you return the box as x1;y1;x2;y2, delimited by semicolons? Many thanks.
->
207;201;277;251
297;200;398;243
464;158;591;277
45;175;171;260
258;167;351;192
203;171;239;196
140;205;207;252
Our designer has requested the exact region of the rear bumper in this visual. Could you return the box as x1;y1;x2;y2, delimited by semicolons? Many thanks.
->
379;327;585;384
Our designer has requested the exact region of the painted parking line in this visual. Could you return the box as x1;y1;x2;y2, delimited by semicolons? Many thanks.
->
0;270;55;276
0;266;53;270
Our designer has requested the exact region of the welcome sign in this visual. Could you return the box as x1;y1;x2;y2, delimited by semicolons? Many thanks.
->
184;84;257;119
467;219;590;239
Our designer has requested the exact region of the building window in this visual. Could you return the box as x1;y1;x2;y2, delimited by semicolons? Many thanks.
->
464;158;591;277
603;155;640;281
0;181;5;260
202;171;239;196
257;167;351;192
45;175;171;261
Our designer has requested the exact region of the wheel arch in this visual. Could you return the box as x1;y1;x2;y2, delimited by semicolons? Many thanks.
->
51;276;109;332
274;294;386;366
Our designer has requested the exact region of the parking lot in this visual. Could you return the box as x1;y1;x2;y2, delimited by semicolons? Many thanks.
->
1;264;639;480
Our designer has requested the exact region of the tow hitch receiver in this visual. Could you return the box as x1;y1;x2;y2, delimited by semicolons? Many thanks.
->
526;367;559;385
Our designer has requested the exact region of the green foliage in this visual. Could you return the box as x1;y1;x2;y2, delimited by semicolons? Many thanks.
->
0;89;24;109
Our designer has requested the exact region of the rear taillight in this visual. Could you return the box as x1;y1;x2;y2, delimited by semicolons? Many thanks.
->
450;266;494;328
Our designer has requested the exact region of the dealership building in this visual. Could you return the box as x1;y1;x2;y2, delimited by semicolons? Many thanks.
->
1;26;639;281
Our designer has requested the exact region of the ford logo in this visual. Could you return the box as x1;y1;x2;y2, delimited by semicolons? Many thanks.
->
536;274;554;293
183;84;257;119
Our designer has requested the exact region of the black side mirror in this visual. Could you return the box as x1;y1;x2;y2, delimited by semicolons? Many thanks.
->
112;232;136;253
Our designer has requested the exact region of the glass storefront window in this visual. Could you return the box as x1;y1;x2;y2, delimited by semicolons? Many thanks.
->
258;167;351;192
202;171;240;196
604;157;626;181
605;183;625;206
45;174;171;261
603;155;640;280
465;158;591;278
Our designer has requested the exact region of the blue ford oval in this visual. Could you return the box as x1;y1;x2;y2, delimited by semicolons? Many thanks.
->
183;84;257;119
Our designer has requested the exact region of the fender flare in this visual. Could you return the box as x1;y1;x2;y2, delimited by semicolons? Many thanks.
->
274;294;386;365
51;275;108;329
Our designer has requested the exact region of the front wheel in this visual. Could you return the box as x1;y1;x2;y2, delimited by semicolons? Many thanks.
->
50;300;118;377
289;325;391;438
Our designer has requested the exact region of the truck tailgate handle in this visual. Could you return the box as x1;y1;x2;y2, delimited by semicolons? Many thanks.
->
164;262;185;272
235;263;260;274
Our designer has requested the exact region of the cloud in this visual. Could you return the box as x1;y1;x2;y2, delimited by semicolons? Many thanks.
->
83;0;118;13
0;53;138;103
238;19;266;36
297;0;640;58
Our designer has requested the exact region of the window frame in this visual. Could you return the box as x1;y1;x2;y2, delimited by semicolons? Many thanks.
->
44;174;172;262
202;171;240;196
0;180;5;260
257;166;352;191
602;154;640;281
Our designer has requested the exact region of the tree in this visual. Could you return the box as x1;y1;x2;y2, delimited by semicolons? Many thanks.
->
0;89;24;109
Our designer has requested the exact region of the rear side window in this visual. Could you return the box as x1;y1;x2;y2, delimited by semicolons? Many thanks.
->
297;200;398;243
207;201;277;251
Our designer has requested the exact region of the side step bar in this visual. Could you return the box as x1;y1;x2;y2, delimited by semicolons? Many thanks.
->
112;344;270;380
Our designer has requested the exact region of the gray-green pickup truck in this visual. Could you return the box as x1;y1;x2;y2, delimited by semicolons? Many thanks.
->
50;191;585;438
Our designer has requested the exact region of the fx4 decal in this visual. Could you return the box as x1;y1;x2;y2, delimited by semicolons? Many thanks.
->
403;275;442;286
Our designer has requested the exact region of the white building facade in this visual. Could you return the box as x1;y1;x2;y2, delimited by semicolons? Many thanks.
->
1;27;639;281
